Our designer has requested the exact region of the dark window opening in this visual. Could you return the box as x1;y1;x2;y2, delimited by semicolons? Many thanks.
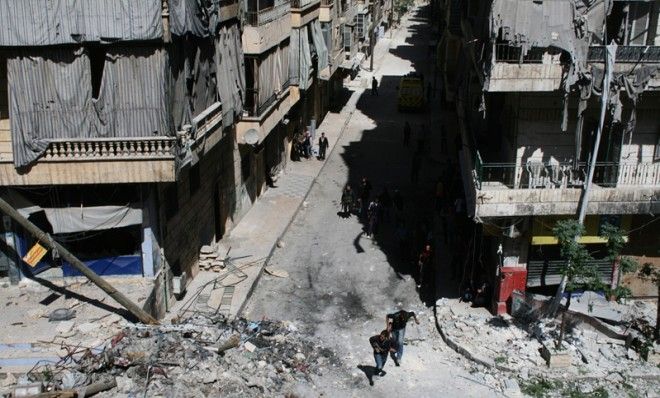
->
241;151;252;183
164;184;179;219
58;225;142;261
189;163;201;196
89;46;106;99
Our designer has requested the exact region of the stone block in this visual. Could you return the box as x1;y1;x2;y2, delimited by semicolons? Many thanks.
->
541;344;572;368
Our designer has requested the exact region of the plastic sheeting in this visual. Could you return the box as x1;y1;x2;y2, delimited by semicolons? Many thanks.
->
215;24;246;127
310;20;329;77
289;27;312;90
8;47;171;168
44;206;142;234
0;0;163;46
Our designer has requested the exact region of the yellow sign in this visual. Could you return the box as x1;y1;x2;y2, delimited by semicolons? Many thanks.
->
23;242;48;267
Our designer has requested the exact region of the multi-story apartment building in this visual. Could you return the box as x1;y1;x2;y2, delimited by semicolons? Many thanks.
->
440;0;660;312
0;0;356;317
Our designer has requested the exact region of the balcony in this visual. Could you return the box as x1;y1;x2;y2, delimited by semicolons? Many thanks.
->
468;152;660;218
0;135;177;186
245;1;291;26
243;1;292;54
486;44;564;92
291;0;320;27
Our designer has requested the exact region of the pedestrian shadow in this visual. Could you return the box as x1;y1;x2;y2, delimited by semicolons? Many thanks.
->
353;232;366;253
336;211;351;219
357;364;378;386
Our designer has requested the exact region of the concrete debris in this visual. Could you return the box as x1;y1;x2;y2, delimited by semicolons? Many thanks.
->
48;308;76;322
3;316;342;397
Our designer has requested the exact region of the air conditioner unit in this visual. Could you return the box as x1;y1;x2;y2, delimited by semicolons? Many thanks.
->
172;272;187;296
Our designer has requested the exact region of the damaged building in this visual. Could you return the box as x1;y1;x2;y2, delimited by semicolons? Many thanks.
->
439;0;660;313
0;0;385;318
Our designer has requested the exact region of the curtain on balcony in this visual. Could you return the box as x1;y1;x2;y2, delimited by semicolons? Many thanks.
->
8;46;172;168
92;47;172;140
8;48;94;167
170;0;225;38
169;36;219;130
289;27;312;90
310;20;329;78
258;47;283;108
215;24;246;127
0;0;163;46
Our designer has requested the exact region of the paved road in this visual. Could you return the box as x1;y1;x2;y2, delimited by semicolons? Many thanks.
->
244;6;499;397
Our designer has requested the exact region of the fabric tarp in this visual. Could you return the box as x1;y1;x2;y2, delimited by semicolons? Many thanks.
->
310;20;329;78
0;0;163;46
289;27;312;90
8;46;172;168
169;0;226;38
214;24;246;127
2;190;142;234
258;41;289;108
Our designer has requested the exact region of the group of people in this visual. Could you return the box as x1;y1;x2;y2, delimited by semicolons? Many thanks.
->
368;309;419;385
340;177;404;238
293;130;329;161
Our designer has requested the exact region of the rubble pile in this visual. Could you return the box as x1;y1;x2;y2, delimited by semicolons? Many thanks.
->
436;299;660;397
13;316;342;397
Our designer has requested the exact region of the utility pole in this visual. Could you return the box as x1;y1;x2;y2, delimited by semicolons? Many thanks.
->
0;196;159;325
550;30;615;316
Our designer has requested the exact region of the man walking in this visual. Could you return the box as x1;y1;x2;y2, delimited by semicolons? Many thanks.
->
369;330;395;383
371;76;379;96
386;310;420;366
318;132;329;160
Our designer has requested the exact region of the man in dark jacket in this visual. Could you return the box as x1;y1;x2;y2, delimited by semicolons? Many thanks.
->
318;132;329;160
369;330;395;380
386;310;419;365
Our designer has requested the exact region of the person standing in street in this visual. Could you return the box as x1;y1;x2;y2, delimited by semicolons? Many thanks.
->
369;330;395;382
318;132;329;160
367;198;380;237
386;310;420;366
403;121;411;147
359;177;372;217
303;131;312;159
417;243;432;289
371;76;379;96
340;185;354;216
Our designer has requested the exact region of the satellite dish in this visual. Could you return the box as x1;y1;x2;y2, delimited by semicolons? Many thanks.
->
244;129;259;145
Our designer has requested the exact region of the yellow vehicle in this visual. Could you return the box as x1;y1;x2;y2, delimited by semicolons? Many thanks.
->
397;73;425;111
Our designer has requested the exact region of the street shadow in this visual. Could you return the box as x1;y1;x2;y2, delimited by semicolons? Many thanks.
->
338;5;467;306
353;232;365;253
357;364;377;386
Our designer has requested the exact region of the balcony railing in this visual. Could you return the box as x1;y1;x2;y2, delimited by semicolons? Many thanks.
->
494;44;549;64
42;137;177;161
475;154;659;190
245;79;292;117
291;0;320;9
244;1;291;26
587;45;660;63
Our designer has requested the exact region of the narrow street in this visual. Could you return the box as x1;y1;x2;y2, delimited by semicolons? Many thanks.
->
243;7;499;396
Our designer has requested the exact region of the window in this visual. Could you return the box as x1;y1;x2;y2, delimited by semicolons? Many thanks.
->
189;163;200;196
164;184;179;219
654;133;660;162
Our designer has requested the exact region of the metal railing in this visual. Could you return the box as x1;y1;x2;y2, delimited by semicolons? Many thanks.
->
494;44;547;64
43;137;176;161
245;79;292;117
244;1;291;26
474;153;659;190
291;0;320;9
587;45;660;63
527;259;613;288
